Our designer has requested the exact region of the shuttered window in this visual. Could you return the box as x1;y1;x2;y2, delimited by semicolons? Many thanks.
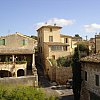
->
0;39;5;45
22;39;28;46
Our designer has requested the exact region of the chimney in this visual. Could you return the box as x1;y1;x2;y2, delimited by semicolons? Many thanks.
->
54;23;56;26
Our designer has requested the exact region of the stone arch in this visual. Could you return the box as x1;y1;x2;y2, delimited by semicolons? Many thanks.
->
17;69;24;77
0;70;12;78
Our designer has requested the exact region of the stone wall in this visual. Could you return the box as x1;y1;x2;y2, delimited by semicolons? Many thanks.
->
80;62;100;100
0;75;38;87
48;66;72;84
56;67;72;84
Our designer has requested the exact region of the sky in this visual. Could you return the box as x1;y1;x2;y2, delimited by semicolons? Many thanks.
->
0;0;100;39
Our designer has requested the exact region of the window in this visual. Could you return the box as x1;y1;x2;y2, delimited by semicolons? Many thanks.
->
41;47;42;53
38;37;40;43
52;55;55;59
49;36;53;42
50;28;52;32
65;38;68;43
0;39;5;45
23;39;25;45
22;39;27;46
95;74;99;86
85;71;87;81
63;46;67;51
51;46;62;51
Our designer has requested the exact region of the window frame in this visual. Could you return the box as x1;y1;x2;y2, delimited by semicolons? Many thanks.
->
0;39;5;45
95;74;99;86
85;71;87;81
49;36;53;42
50;28;52;32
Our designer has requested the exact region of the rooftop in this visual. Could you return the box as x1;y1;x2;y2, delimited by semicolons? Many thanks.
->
0;48;34;54
37;25;62;31
81;53;100;63
44;42;69;46
60;34;72;38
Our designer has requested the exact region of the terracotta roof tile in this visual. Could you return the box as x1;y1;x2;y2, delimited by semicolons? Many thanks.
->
44;42;69;46
81;53;100;63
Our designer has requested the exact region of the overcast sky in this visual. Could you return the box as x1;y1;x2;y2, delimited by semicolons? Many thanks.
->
0;0;100;39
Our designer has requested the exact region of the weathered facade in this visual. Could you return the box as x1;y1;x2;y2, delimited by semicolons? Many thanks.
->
0;32;37;78
37;25;74;74
80;54;100;100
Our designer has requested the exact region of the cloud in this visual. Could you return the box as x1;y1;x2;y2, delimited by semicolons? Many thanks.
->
84;23;100;32
36;18;74;29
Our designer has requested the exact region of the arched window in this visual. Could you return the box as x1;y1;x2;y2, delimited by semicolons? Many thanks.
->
17;69;24;77
0;70;12;78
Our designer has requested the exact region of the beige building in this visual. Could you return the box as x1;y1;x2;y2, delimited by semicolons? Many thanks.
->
37;25;74;74
96;34;100;53
90;34;100;53
0;32;37;78
80;54;100;100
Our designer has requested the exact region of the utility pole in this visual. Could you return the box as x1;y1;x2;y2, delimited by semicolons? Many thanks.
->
86;36;87;41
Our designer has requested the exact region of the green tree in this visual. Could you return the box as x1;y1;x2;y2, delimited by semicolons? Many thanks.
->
71;46;82;100
78;43;89;56
75;34;80;37
57;57;66;67
57;56;71;67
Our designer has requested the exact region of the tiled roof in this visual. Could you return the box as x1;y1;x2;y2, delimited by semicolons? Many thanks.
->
0;49;34;54
81;53;100;63
0;32;36;41
74;41;90;45
60;34;72;38
37;25;62;31
44;42;69;46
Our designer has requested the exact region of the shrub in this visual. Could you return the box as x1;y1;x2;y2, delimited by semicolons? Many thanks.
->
57;56;72;67
0;85;57;100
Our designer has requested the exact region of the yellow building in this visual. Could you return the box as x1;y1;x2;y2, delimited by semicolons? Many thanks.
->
96;34;100;53
37;25;74;74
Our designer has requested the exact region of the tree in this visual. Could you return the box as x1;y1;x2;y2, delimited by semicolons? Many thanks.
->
57;56;72;67
75;34;80;37
78;43;89;56
71;46;82;100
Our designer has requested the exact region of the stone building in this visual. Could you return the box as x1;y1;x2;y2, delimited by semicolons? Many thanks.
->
80;54;100;100
0;32;37;78
37;25;74;74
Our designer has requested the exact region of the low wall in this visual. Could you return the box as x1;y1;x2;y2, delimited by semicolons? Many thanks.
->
0;75;38;87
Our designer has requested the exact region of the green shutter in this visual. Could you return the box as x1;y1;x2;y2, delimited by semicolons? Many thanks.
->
23;39;25;45
22;39;28;46
2;39;5;45
0;39;2;45
0;39;5;45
